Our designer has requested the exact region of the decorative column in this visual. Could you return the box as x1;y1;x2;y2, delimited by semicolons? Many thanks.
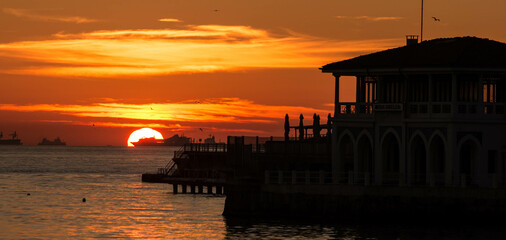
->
332;73;340;183
333;73;340;115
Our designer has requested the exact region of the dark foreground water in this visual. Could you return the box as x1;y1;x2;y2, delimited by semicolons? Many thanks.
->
0;146;504;239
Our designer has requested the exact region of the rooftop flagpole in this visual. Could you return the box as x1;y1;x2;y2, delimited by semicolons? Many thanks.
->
421;0;424;42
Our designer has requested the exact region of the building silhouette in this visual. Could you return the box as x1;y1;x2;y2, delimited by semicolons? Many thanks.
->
321;36;506;187
145;36;506;220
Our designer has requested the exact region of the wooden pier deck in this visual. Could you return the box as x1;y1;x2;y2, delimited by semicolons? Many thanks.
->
141;143;229;195
142;173;226;194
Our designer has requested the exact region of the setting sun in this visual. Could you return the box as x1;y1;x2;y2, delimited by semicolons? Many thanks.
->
127;128;163;147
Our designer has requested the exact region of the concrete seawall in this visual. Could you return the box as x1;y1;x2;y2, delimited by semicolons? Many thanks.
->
223;183;506;222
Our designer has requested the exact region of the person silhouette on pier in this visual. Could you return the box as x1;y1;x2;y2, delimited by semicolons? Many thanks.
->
313;114;321;139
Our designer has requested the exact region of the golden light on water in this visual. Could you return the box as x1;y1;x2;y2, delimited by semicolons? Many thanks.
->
127;128;163;147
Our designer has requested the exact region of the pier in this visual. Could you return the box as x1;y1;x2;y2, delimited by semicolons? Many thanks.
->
143;37;506;221
142;143;228;194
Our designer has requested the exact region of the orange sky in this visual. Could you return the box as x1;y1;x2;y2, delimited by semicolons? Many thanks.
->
1;0;505;145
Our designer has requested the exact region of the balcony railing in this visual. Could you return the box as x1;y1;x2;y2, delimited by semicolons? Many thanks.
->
336;102;374;117
337;102;506;119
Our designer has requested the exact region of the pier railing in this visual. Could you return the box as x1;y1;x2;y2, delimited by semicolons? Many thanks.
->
336;102;374;117
182;143;227;153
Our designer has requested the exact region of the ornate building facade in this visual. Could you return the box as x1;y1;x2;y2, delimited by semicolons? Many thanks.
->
321;37;506;187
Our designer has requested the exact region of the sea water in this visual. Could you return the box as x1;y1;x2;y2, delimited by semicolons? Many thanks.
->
0;146;504;239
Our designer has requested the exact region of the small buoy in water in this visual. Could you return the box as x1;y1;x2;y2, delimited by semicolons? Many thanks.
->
27;193;30;196
82;198;86;202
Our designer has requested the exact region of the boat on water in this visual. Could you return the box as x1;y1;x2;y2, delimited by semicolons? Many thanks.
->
131;134;192;147
38;137;66;146
0;131;22;145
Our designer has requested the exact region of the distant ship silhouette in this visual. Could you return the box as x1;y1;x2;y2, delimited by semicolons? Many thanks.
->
38;137;66;146
131;134;193;147
0;131;22;145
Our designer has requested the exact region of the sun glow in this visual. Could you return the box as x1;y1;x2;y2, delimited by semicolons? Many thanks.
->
127;128;163;147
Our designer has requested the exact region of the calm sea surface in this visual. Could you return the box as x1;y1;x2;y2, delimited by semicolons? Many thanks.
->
0;146;504;239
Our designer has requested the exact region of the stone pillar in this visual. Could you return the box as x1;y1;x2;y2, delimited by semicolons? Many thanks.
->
182;184;187;194
198;185;203;194
332;74;340;184
451;73;458;112
172;184;178;194
332;126;339;184
374;124;382;185
216;186;223;195
447;125;456;186
400;126;407;186
428;74;433;116
190;185;196;194
333;74;340;116
356;76;361;102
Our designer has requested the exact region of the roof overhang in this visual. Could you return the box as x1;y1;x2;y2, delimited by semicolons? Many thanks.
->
320;67;506;76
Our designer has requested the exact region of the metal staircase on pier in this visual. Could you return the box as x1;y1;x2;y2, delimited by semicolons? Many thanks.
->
157;145;188;176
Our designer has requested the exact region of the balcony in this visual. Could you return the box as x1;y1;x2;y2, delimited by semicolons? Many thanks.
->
408;102;506;120
336;102;506;120
336;102;374;119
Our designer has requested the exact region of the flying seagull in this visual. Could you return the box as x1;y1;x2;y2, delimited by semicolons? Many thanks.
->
199;128;204;132
432;17;440;22
150;107;153;110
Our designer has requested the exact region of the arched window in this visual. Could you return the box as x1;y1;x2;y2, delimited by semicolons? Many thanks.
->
339;134;354;183
357;135;374;184
382;133;400;184
429;135;446;185
410;135;427;185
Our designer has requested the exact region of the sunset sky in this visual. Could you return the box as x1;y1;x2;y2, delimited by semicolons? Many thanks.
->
1;0;505;146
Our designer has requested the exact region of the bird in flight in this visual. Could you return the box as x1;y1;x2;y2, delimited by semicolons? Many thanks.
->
432;17;440;22
150;107;153;110
199;128;204;132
